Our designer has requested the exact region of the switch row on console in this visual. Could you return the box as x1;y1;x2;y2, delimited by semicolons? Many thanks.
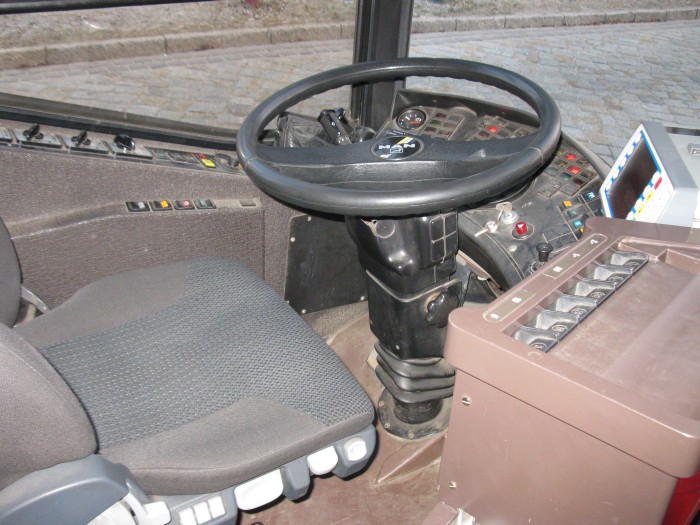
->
126;199;216;212
1;125;238;172
512;250;649;352
560;184;604;238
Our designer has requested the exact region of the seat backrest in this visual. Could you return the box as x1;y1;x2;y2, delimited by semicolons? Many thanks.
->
0;324;96;489
0;219;21;327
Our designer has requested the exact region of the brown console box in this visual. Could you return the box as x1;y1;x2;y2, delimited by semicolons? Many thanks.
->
434;217;700;524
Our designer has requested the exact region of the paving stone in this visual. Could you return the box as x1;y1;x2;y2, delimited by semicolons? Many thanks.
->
665;8;698;21
603;11;637;24
270;23;342;44
340;22;356;40
633;10;668;23
412;17;456;33
46;37;165;65
564;12;607;26
0;46;45;70
165;29;270;54
505;14;564;29
454;16;505;31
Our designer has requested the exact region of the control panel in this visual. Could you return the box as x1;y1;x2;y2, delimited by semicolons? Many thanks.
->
438;217;700;525
378;90;609;291
0;121;240;174
458;136;605;289
601;121;700;227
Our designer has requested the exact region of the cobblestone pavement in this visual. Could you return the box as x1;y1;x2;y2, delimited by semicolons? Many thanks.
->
0;19;698;163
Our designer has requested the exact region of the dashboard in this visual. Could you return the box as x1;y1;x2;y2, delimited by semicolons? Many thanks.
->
378;90;609;290
0;88;611;299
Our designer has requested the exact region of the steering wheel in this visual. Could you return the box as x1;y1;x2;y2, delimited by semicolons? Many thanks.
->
237;57;561;217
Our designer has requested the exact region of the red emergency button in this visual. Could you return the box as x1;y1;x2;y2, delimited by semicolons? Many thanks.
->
565;153;577;161
515;222;529;235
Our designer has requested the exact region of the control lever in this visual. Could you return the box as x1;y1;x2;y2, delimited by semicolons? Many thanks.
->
535;242;554;266
318;109;352;145
536;242;553;264
334;107;350;127
528;242;554;274
71;130;91;147
114;134;135;151
23;123;43;141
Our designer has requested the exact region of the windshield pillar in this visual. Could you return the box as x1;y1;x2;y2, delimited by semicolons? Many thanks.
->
350;0;413;130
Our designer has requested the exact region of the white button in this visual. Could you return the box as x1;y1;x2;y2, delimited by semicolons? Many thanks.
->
306;446;339;475
343;437;368;462
208;496;226;519
179;508;197;525
234;470;284;511
193;502;211;524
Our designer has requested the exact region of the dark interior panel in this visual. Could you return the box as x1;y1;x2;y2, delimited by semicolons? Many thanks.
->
0;126;302;306
11;206;265;307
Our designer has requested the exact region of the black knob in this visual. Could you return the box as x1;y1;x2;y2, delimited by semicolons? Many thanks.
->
114;134;135;151
425;291;460;328
536;242;554;264
72;130;90;147
23;123;43;140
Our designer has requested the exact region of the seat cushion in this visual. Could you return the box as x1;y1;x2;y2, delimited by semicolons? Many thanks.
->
16;259;374;494
0;325;96;489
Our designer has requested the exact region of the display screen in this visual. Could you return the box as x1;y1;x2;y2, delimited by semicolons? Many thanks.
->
606;138;657;218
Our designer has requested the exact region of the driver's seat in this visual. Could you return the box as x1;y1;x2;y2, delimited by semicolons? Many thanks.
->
0;218;375;525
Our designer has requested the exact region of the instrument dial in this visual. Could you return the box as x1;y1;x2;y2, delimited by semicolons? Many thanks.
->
396;109;427;131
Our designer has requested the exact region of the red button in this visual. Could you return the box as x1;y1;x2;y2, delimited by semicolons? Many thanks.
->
565;153;577;161
568;166;582;174
487;125;499;133
515;222;528;235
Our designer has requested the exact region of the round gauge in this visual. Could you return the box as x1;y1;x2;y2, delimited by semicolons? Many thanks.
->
396;108;427;131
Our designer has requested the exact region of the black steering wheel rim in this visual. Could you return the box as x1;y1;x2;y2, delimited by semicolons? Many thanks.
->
237;57;561;217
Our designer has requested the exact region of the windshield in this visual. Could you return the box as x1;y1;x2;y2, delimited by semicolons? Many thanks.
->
0;0;698;163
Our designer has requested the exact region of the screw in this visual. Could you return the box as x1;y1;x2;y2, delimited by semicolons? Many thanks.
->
290;237;296;242
448;481;457;489
461;395;471;406
378;400;384;407
384;422;391;429
408;431;415;439
360;295;366;301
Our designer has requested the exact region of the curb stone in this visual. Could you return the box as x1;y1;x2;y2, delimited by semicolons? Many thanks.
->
0;7;698;71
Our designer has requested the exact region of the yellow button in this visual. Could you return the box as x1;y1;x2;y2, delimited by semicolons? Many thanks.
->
563;200;572;207
201;158;216;168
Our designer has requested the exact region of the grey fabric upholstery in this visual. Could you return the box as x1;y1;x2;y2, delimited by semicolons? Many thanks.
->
0;325;96;489
16;259;374;495
103;398;370;494
0;219;20;327
15;262;189;349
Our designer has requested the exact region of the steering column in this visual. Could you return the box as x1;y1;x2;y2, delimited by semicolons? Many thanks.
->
346;212;460;436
